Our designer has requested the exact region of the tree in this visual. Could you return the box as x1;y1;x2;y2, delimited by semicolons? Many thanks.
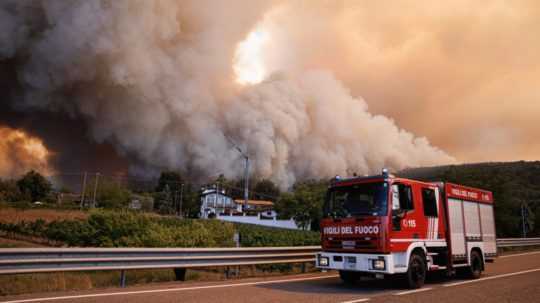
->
154;184;174;214
154;171;185;215
180;183;201;218
16;171;52;202
156;171;183;193
154;171;203;216
522;202;536;235
96;179;131;209
213;174;242;199
274;180;327;230
0;178;23;202
253;179;280;200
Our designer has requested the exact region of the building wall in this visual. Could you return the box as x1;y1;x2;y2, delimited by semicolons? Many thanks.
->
216;213;305;230
200;190;241;218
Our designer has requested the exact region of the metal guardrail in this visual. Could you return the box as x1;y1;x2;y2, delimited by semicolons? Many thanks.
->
0;238;538;276
496;237;540;247
0;246;320;275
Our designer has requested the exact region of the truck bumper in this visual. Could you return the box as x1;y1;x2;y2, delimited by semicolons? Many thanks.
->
316;251;406;274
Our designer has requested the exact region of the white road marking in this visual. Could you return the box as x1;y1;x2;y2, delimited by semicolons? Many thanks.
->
0;274;339;303
394;287;433;296
339;298;370;303
499;250;540;258
443;267;540;287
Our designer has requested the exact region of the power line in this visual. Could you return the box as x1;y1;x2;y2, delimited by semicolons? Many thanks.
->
45;171;280;200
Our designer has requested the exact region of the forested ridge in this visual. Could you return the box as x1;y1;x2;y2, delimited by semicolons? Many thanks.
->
400;161;540;237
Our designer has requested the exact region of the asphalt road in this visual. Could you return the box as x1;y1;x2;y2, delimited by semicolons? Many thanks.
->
2;251;540;303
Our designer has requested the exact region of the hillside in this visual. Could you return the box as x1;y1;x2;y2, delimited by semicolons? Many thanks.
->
400;161;540;237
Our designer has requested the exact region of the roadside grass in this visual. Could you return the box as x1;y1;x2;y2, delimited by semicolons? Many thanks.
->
0;264;316;296
0;237;45;248
499;245;540;254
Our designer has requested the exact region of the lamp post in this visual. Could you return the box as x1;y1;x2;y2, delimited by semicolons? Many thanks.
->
235;146;249;212
226;136;250;212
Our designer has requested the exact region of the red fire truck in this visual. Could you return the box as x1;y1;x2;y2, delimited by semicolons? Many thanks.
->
316;169;496;288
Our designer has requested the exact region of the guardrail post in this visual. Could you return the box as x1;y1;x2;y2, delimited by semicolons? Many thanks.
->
174;268;187;281
120;270;127;288
301;262;306;273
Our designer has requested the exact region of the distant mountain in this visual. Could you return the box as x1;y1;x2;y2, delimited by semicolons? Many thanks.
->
399;161;540;237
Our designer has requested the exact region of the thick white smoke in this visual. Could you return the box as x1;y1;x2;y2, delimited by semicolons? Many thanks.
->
0;0;455;187
226;71;454;187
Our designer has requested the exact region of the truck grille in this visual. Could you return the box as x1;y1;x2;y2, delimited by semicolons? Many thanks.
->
326;237;377;250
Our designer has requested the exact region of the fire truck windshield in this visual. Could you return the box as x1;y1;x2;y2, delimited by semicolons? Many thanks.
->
324;182;388;218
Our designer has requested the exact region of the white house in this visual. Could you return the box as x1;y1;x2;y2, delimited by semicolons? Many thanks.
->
199;187;307;230
199;188;240;219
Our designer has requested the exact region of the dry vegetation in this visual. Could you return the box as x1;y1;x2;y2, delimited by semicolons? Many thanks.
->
0;207;87;224
0;270;179;296
0;265;315;296
0;237;44;248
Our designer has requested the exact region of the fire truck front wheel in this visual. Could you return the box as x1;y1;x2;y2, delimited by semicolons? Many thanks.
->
405;253;426;289
339;270;361;284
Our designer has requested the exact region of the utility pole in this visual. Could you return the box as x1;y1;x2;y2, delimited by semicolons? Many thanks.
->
225;136;251;212
243;154;249;211
173;190;177;215
179;183;184;218
233;147;250;212
92;173;100;208
80;172;87;209
521;202;527;238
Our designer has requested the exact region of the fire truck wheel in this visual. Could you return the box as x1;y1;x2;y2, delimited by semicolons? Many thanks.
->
406;253;426;289
468;250;483;279
339;270;361;284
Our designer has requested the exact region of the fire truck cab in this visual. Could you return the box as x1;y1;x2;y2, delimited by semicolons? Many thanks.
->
316;169;496;288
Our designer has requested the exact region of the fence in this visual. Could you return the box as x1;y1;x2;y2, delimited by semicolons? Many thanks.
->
496;237;540;247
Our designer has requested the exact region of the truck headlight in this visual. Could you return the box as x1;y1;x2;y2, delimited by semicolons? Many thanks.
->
371;259;386;270
319;256;329;266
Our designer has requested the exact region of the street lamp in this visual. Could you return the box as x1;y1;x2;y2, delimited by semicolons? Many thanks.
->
235;146;250;212
226;136;250;212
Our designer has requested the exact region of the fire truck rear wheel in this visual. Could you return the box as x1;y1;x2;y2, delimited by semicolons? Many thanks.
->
468;250;483;279
405;253;426;289
339;270;361;284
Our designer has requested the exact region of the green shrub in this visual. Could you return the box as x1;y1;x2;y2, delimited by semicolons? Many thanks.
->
235;223;319;247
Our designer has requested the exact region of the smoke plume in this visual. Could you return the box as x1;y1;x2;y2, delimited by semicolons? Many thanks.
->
0;0;455;187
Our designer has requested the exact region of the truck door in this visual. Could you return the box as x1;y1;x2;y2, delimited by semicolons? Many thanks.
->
390;182;419;251
420;186;440;240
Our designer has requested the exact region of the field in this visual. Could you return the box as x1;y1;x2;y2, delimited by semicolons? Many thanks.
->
0;207;87;224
